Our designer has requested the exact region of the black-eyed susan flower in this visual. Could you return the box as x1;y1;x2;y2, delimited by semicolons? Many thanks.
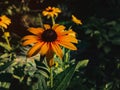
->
22;24;78;66
72;15;82;25
0;15;11;29
42;6;61;18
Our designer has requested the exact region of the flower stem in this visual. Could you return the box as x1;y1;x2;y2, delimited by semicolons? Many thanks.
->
1;27;12;50
51;16;55;25
50;67;53;88
38;13;44;28
1;27;5;32
5;36;11;48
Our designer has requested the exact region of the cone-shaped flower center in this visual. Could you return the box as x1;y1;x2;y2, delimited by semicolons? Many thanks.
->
41;29;57;42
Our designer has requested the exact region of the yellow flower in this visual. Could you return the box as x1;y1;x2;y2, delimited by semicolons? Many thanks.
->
72;15;82;25
0;15;11;29
42;6;61;18
22;24;78;66
4;32;10;37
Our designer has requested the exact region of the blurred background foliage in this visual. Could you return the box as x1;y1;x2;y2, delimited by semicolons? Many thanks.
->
0;0;120;90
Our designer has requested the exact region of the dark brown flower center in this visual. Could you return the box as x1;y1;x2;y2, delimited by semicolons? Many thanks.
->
41;29;57;42
48;9;53;12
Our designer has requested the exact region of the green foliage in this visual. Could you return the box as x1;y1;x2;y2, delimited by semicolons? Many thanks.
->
53;59;89;90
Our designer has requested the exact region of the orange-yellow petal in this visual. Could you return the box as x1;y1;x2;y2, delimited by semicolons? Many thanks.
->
52;24;59;29
0;23;7;29
22;35;38;41
61;30;74;35
27;42;44;57
54;25;65;32
39;42;49;55
72;15;82;25
51;42;63;59
28;27;44;35
58;41;77;50
59;35;78;43
44;24;51;30
22;39;38;46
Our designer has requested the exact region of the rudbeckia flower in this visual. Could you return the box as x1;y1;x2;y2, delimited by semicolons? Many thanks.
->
72;15;82;25
22;24;78;65
0;15;11;29
42;6;61;18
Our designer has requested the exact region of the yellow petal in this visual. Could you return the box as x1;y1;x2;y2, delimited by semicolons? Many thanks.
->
58;41;77;50
22;35;38;41
51;42;63;59
42;11;49;16
0;23;7;29
72;15;82;25
52;24;59;30
28;27;44;35
44;24;51;30
27;42;44;57
67;29;76;37
61;30;74;35
59;35;78;43
22;39;38;46
39;42;49;55
54;25;65;32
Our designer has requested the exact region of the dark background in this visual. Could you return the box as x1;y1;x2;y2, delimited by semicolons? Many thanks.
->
28;0;120;19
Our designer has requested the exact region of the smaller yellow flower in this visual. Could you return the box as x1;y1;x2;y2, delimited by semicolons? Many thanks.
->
4;32;10;38
72;15;82;25
42;6;61;18
0;15;11;29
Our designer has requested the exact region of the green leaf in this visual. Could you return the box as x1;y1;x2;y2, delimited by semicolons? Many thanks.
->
52;60;89;90
0;61;13;72
35;60;49;78
52;65;76;90
0;42;11;51
111;37;120;45
0;53;9;59
75;59;89;70
32;74;48;90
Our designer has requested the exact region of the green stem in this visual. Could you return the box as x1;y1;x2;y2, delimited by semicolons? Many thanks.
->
50;67;53;88
1;27;12;50
5;36;11;48
38;13;44;28
51;16;55;25
1;27;5;32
